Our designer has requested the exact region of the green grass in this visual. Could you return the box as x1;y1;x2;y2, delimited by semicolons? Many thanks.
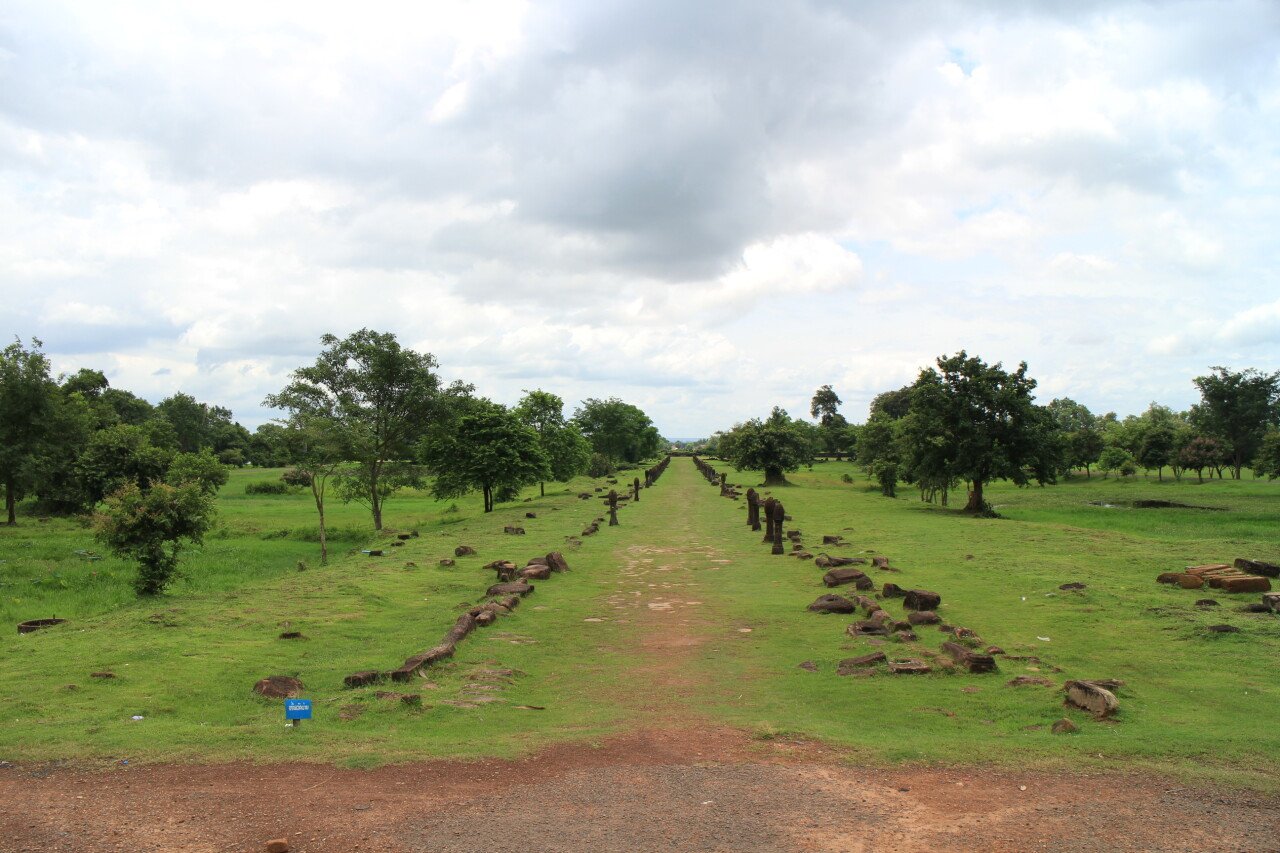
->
2;459;1277;790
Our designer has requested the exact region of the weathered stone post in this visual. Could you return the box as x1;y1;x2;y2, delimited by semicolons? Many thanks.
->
633;477;641;502
607;490;619;526
771;501;786;555
762;497;776;543
746;488;760;530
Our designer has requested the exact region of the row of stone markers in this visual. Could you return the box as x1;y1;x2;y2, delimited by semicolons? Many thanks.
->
684;457;1123;725
342;456;674;688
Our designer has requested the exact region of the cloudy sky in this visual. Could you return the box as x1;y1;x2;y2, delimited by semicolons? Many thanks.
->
2;0;1277;437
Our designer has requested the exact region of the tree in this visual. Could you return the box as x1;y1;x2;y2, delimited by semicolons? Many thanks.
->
869;386;913;420
281;415;346;564
719;407;815;486
515;390;591;496
573;398;661;464
1098;445;1137;478
76;423;174;504
421;400;549;512
857;412;904;497
166;450;229;495
1254;430;1280;480
1192;367;1280;479
0;339;61;523
1047;398;1103;477
904;351;1056;513
810;385;842;423
93;482;217;595
246;422;294;468
265;330;449;530
1179;435;1226;483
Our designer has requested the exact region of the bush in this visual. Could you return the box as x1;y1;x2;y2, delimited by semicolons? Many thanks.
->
587;452;615;478
93;482;217;595
840;473;853;484
281;468;313;487
245;480;292;495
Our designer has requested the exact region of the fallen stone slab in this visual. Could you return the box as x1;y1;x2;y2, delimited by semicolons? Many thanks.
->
882;582;905;598
822;535;845;545
1187;563;1232;575
1235;558;1280;578
1156;572;1183;584
1059;582;1087;591
344;670;385;688
454;545;476;557
1175;573;1205;589
439;558;455;567
1207;623;1240;633
846;619;890;637
487;581;534;597
1263;593;1280;612
907;610;940;626
253;675;304;699
1218;576;1271;593
793;551;814;560
546;551;570;572
1007;675;1052;687
855;595;881;614
520;565;552;580
1063;680;1119;719
871;556;890;569
893;629;918;642
822;567;868;588
807;594;856;614
903;590;942;611
887;658;931;675
942;641;997;673
840;651;887;668
1195;599;1219;607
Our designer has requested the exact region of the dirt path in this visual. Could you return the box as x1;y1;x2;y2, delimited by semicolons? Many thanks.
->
2;460;1278;851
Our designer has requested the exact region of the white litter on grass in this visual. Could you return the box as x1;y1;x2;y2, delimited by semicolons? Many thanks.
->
1037;636;1051;642
130;715;144;721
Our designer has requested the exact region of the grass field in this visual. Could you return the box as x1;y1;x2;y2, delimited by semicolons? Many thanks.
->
2;459;1277;789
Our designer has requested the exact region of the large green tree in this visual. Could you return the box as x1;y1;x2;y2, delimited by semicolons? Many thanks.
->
904;351;1057;513
265;329;451;530
1047;397;1104;477
515;389;591;496
573;397;661;464
0;338;58;523
719;407;815;486
809;385;855;459
1191;367;1280;479
421;400;549;512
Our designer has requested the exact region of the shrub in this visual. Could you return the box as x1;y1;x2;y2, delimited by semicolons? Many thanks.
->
281;468;313;487
840;473;853;484
93;482;217;595
245;480;292;495
587;453;615;478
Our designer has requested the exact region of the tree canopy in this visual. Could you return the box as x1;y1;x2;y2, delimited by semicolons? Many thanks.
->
719;406;815;486
1191;366;1280;479
515;389;591;495
422;399;549;512
573;397;662;464
904;351;1057;512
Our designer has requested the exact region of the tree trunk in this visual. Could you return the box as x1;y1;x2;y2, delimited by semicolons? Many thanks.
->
313;482;328;565
540;481;545;497
763;466;787;486
964;479;985;513
1084;464;1091;479
1157;466;1163;481
4;479;15;525
483;484;493;513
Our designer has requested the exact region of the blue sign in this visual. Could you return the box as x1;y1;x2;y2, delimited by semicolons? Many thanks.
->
285;699;312;720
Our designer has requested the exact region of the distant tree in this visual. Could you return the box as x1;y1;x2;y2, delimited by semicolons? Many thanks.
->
719;407;815;486
165;450;229;495
0;338;58;523
1254;430;1280;480
246;422;293;468
1047;398;1104;477
93;482;217;595
1191;367;1280;479
100;387;155;426
869;385;913;420
586;452;614;478
857;412;904;497
421;400;549;512
1178;435;1227;483
265;329;451;530
810;385;842;423
77;424;174;504
515;389;591;496
904;352;1056;513
1098;445;1137;479
573;398;661;464
281;415;346;564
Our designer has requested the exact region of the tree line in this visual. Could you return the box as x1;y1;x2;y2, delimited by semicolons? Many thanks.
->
1;331;663;591
708;352;1280;513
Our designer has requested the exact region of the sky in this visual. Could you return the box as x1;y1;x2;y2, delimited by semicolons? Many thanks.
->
2;0;1278;438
